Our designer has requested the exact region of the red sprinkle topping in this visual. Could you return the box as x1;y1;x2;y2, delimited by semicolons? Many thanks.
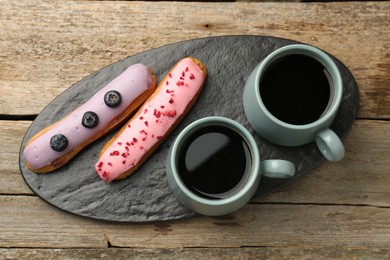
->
122;160;126;164
108;162;113;166
166;81;169;85
131;142;134;145
145;121;149;127
160;105;165;109
128;124;131;128
169;98;174;104
122;153;127;158
126;142;131;146
144;109;148;114
165;110;177;117
190;73;195;79
180;76;184;80
182;71;185;77
140;116;144;120
133;138;138;143
117;142;122;146
176;81;185;86
157;136;163;140
140;130;147;135
185;67;189;72
125;146;129;152
98;162;103;167
142;137;147;141
110;150;120;156
169;73;172;78
166;89;174;93
140;146;144;149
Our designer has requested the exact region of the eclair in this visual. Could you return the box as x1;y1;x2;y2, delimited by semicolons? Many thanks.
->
23;64;156;173
95;57;207;182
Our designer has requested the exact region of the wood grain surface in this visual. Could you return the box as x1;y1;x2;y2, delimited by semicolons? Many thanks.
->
1;0;389;259
1;1;389;118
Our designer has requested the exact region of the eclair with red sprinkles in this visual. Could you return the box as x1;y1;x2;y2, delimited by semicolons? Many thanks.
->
95;57;207;182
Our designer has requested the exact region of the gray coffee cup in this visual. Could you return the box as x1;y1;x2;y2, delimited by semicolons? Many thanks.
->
243;44;345;161
166;116;295;216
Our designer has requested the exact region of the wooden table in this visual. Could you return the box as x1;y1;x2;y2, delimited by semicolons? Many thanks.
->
1;0;389;258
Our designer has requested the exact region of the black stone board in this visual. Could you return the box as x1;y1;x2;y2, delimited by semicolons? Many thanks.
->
19;36;359;222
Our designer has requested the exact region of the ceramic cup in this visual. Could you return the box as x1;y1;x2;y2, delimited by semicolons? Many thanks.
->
166;116;295;216
243;44;345;162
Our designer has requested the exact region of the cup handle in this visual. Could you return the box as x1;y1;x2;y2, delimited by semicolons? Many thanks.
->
315;128;345;162
261;160;295;178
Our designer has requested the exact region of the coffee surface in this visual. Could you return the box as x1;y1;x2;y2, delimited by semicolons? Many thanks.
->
260;54;331;125
178;126;252;199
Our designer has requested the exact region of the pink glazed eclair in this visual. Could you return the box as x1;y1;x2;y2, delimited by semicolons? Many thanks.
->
95;57;207;182
23;64;156;173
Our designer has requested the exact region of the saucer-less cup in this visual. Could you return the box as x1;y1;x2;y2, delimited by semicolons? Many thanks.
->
243;44;345;161
166;116;295;216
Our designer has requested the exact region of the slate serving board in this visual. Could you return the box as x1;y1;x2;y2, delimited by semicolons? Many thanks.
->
19;36;359;222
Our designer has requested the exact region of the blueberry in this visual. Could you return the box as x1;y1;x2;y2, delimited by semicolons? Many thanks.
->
104;90;121;107
50;134;68;152
82;111;99;128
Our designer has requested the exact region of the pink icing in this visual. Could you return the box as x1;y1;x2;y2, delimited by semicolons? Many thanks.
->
96;58;205;182
24;64;154;171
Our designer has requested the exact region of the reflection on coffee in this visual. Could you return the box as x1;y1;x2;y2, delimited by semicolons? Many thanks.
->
260;54;332;125
177;126;252;200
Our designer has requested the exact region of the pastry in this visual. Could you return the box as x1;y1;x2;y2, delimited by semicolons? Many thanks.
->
95;57;207;182
23;64;156;173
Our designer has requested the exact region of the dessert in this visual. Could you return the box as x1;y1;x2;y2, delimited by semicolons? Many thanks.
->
95;57;207;182
23;64;156;173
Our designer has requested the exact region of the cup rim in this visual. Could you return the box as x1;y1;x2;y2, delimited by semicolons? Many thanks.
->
168;116;261;207
254;44;343;130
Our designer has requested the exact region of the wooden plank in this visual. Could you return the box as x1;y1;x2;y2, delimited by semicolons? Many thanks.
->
1;246;390;260
0;196;107;248
0;1;389;118
1;195;390;248
106;204;390;248
0;120;32;194
4;120;390;208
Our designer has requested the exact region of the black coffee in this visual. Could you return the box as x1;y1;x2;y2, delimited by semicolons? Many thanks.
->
178;126;252;200
260;54;332;125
